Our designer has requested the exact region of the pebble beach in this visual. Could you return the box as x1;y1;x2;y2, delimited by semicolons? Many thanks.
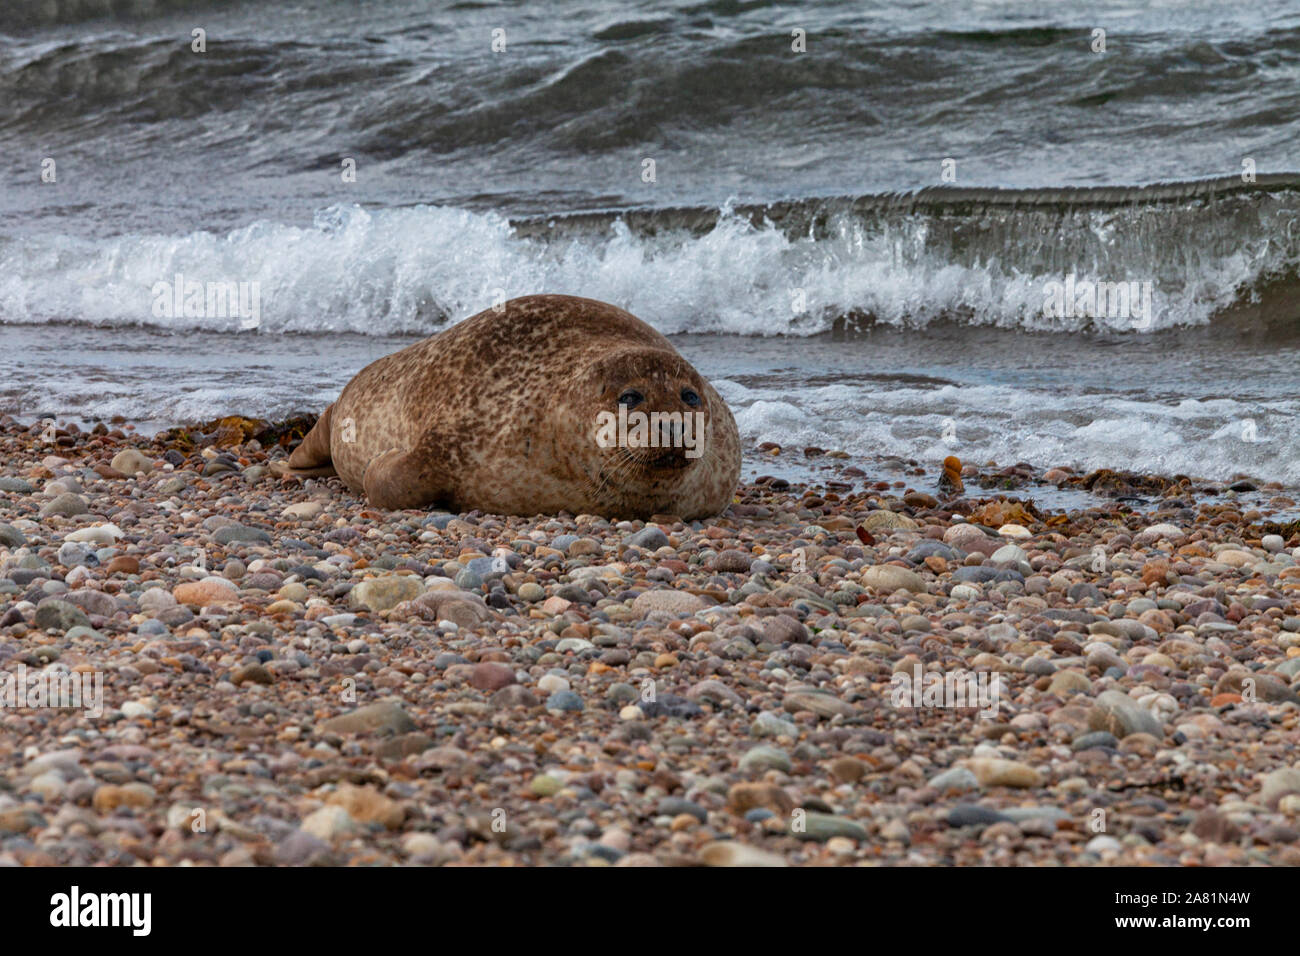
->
4;413;1300;868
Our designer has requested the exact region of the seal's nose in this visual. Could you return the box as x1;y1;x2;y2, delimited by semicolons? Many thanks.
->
659;417;683;448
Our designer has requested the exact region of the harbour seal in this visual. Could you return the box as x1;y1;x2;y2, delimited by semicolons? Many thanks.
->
285;294;740;519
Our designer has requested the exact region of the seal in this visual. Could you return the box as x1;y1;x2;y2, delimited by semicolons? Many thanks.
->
284;294;740;519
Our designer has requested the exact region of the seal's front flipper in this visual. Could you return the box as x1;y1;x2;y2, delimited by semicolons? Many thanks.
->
270;463;335;481
287;403;335;471
361;447;451;510
271;461;337;479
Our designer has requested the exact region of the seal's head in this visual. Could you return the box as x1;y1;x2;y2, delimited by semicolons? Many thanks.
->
565;345;721;510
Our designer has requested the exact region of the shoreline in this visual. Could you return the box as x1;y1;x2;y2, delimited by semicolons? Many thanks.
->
14;411;1300;510
2;415;1300;865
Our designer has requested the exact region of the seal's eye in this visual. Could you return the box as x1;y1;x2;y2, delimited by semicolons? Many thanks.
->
681;389;701;407
618;390;643;408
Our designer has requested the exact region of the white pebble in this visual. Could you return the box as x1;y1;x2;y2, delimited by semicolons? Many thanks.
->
538;674;569;694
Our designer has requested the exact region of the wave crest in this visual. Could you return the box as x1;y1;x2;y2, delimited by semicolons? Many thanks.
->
0;178;1297;336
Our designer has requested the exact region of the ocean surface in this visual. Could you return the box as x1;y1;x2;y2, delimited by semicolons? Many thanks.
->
2;0;1299;484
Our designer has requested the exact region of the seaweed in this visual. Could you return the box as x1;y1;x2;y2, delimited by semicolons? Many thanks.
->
153;414;319;452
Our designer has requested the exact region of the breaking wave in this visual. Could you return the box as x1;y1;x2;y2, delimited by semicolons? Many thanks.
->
0;176;1297;336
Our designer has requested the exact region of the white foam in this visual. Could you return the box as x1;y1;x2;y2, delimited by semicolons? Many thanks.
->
0;201;1292;335
727;377;1300;483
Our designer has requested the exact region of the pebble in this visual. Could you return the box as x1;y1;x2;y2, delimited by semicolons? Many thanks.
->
517;582;545;602
92;783;155;812
947;805;1012;827
793;813;868;842
861;565;927;594
326;784;404;828
110;449;153;475
350;575;424;612
39;493;89;518
961;758;1043;789
469;662;516;691
173;577;240;608
3;418;1299;867
631;589;706;616
782;690;855;719
739;745;792;773
1072;731;1119;752
33;599;90;631
212;524;272;545
1089;690;1164;739
859;510;917;531
530;774;563;797
929;767;980;792
626;526;669;550
699;842;787;866
1260;768;1300;809
545;690;584;712
301;806;357;840
537;674;570;694
751;712;798;738
320;702;416;735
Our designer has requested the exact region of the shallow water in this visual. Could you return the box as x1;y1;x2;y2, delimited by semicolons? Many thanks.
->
8;321;1300;505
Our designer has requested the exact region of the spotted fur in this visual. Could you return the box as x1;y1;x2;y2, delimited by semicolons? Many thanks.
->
287;295;741;518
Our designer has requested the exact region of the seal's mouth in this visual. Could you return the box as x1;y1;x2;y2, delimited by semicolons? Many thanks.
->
643;449;692;471
586;437;714;509
615;445;694;473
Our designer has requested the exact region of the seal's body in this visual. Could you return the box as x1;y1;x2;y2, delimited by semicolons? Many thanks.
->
286;295;740;519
